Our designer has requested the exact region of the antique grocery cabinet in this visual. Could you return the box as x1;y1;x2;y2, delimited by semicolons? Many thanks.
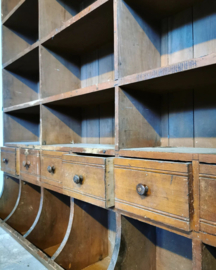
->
1;0;216;269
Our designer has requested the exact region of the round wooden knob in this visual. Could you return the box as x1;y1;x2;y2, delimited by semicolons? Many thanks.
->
73;175;83;184
47;165;55;174
2;158;8;164
136;184;148;196
23;161;31;168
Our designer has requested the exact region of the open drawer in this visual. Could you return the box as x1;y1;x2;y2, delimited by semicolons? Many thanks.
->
114;158;193;231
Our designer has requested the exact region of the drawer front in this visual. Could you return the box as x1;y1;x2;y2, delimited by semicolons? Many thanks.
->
62;155;114;208
200;164;216;235
41;151;65;187
1;147;16;175
20;149;40;185
114;158;191;231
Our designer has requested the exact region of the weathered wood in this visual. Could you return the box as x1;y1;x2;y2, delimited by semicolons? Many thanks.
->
0;175;20;220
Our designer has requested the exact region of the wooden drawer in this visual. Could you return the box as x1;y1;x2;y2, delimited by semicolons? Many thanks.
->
1;147;18;176
41;150;65;188
20;149;40;185
114;158;192;231
61;155;114;208
200;164;216;235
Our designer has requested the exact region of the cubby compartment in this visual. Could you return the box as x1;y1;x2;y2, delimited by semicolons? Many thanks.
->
2;0;38;63
41;89;115;152
118;86;216;151
203;244;216;269
117;0;216;78
41;0;114;98
39;0;97;39
25;189;71;257
113;215;193;270
4;105;40;145
3;47;39;108
53;199;116;270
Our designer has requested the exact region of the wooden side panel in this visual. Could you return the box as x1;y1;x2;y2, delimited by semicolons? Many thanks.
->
20;149;40;185
118;88;161;148
6;181;41;235
3;69;38;108
40;46;81;98
2;0;21;20
2;25;31;64
39;0;77;39
0;175;20;220
117;0;161;78
1;147;16;176
41;105;82;145
193;0;216;58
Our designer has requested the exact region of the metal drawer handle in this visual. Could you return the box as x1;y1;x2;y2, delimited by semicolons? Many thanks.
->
136;184;148;196
47;165;55;174
23;161;31;168
2;158;8;164
73;175;83;185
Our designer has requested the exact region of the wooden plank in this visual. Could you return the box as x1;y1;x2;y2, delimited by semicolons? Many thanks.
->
117;0;161;78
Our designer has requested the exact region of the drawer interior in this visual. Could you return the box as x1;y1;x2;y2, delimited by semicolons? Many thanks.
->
203;244;216;270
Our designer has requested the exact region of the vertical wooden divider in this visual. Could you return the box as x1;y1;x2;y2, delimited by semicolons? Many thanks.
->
5;180;41;235
0;174;20;220
192;238;203;270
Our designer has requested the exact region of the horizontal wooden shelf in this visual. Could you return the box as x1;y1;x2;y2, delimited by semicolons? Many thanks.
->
119;147;216;162
119;53;216;91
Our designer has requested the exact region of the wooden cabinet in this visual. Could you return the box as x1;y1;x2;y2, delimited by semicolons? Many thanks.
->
20;149;40;185
114;158;192;231
62;155;114;208
1;147;18;176
200;163;216;235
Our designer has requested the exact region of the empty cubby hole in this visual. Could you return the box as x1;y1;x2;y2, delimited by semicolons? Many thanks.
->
2;0;21;20
3;0;39;63
4;105;40;145
41;88;115;147
203;244;216;270
118;0;216;77
3;47;39;108
40;0;98;39
118;85;216;150
54;200;116;270
116;216;192;270
41;0;114;98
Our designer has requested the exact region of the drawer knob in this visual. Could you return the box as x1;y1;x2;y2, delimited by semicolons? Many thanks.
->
47;165;55;174
23;161;31;168
136;184;148;196
2;158;8;164
73;175;83;185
